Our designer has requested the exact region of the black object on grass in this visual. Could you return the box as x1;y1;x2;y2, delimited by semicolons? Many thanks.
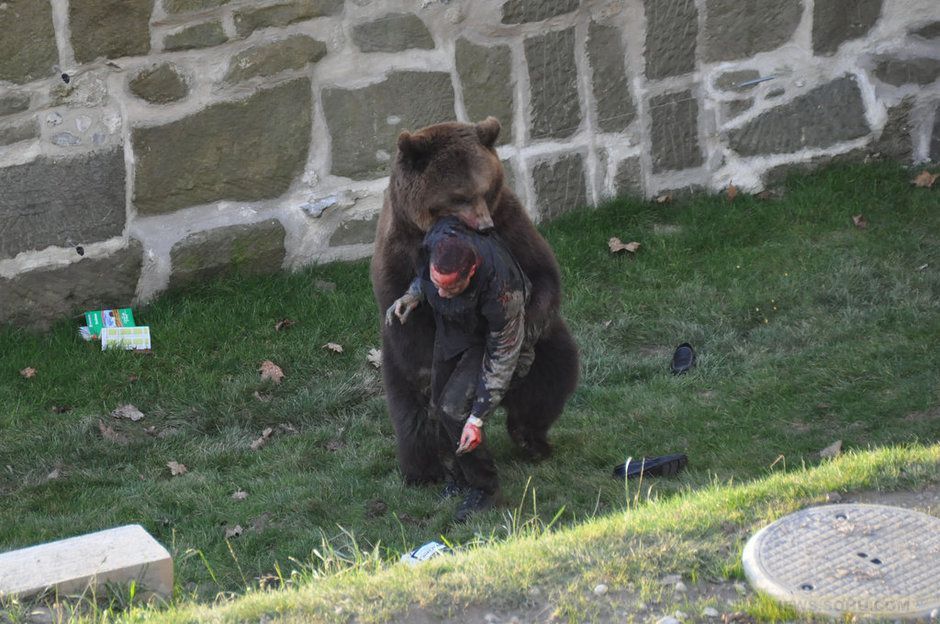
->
613;453;688;479
670;342;696;374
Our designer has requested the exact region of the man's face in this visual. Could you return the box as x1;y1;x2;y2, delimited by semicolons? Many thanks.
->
431;264;476;299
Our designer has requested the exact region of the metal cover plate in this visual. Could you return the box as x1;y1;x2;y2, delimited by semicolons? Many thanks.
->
743;503;940;619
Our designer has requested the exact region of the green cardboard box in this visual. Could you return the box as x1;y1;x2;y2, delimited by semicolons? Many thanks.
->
84;308;136;337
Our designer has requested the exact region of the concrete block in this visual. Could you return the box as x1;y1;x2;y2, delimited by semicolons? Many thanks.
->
0;525;172;600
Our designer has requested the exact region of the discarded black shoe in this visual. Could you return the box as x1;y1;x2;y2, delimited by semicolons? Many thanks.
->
613;453;688;479
670;343;696;374
454;487;497;523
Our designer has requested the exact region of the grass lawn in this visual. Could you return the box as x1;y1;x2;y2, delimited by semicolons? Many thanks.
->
1;162;938;618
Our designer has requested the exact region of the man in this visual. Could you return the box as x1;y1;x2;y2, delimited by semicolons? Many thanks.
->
386;216;532;522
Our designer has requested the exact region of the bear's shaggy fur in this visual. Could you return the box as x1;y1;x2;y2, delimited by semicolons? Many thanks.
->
370;117;579;485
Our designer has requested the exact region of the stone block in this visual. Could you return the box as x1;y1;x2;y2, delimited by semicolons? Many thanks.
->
455;39;513;144
873;57;940;86
703;0;802;62
501;0;579;24
724;98;754;120
133;79;311;215
169;220;286;290
329;214;379;246
234;0;344;38
0;118;38;146
587;22;636;133
931;104;940;162
911;21;940;40
813;0;881;56
649;90;703;173
225;36;326;83
728;76;871;156
644;0;697;79
714;70;761;92
0;525;170;599
70;0;154;64
615;156;643;197
352;13;434;53
0;1;58;84
164;0;229;13
870;96;913;162
532;153;587;220
322;71;455;180
0;241;142;330
129;64;189;104
0;92;30;117
164;21;227;52
525;27;581;140
0;149;126;260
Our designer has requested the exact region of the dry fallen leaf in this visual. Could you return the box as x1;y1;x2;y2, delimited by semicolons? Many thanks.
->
259;360;285;385
325;439;345;452
852;214;868;229
912;170;938;188
98;420;129;445
111;404;145;422
250;427;274;451
274;318;296;332
19;367;37;379
323;342;344;353
232;490;248;501
167;460;188;476
754;189;775;200
253;390;272;403
127;373;139;383
50;405;72;414
46;468;61;481
916;263;928;272
603;320;613;329
224;524;243;539
144;426;158;436
654;193;673;204
367;348;382;368
818;439;842;460
608;237;641;254
726;183;738;202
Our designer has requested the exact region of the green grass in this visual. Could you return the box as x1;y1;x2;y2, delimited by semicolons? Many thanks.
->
1;162;939;620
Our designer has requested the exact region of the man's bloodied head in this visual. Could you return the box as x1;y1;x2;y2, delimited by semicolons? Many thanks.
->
430;235;480;299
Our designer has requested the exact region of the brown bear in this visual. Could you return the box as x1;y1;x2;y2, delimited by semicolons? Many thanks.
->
371;117;579;485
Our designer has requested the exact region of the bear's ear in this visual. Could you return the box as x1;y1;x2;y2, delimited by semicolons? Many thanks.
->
475;117;501;148
397;131;433;167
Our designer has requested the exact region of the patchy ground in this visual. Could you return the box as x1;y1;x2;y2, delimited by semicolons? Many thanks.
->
402;484;940;624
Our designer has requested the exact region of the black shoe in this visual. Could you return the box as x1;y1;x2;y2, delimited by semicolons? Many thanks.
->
670;343;696;374
439;481;467;500
454;488;497;523
613;453;688;479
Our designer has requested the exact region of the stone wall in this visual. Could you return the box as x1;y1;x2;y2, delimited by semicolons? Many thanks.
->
1;0;939;328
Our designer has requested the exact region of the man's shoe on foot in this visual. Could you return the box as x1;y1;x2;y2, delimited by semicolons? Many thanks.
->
454;488;497;523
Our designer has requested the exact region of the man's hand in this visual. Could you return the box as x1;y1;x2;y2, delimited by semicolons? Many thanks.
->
384;293;420;326
456;416;484;455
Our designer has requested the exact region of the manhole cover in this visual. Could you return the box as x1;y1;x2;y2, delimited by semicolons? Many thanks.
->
743;504;940;619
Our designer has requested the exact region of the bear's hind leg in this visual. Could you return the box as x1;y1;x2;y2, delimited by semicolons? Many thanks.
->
383;355;445;485
503;321;579;460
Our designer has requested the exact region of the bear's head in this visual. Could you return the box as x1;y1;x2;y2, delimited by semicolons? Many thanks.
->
390;117;504;233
